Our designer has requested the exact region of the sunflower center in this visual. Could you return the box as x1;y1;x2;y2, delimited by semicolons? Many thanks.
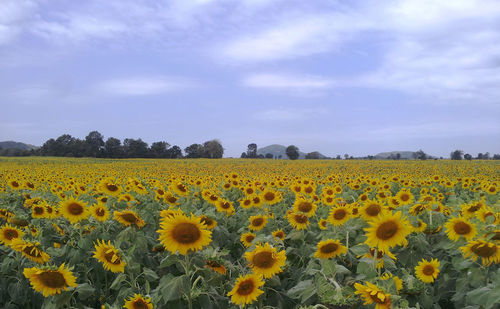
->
120;213;138;223
366;204;381;216
4;229;18;240
275;232;284;238
298;202;312;213
172;223;201;244
101;197;108;203
12;181;20;187
23;245;42;257
453;221;471;235
320;243;338;254
376;221;399;240
167;196;177;203
252;251;276;269
369;292;388;304
132;299;149;309
236;279;255;296
106;184;118;192
294;214;308;223
369;248;384;258
422;265;435;275
38;271;67;288
67;202;84;215
220;202;231;209
200;217;213;226
104;251;122;265
304;187;313;194
34;207;44;215
471;243;497;258
246;235;255;242
400;194;410;201
252;218;264;226
468;205;480;212
333;209;347;220
264;192;275;201
96;208;105;216
157;189;164;195
177;184;187;192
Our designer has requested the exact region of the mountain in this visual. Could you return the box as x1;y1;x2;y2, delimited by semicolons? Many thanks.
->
257;144;327;159
0;141;38;151
374;151;434;160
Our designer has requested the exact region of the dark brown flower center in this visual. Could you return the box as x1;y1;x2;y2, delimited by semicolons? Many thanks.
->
38;271;66;288
365;204;381;216
172;223;201;244
400;193;410;201
333;209;347;220
104;250;122;265
252;251;275;268
236;279;255;296
95;208;105;216
453;221;471;235
120;213;138;223
200;216;213;226
4;229;18;240
23;245;42;258
294;214;308;223
298;202;312;213
264;192;275;201
245;235;255;242
376;221;399;240
67;202;84;215
422;265;435;276
177;184;187;192
320;243;338;254
252;218;264;226
132;299;149;309
471;243;497;258
369;292;388;304
34;206;44;215
106;184;118;192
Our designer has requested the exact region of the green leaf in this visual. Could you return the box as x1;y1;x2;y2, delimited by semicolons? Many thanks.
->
160;255;178;268
160;274;190;302
110;273;126;290
143;267;159;281
76;283;95;300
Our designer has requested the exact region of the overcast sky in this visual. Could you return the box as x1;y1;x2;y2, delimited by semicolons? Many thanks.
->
1;0;500;157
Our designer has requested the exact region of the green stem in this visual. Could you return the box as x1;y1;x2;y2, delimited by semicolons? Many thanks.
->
184;254;193;309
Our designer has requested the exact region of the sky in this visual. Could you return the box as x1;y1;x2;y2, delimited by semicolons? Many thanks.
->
1;0;500;158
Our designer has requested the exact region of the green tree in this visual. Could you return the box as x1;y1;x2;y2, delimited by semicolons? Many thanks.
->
185;144;204;158
104;137;122;158
286;145;299;160
84;131;104;157
305;151;321;159
247;143;257;158
150;141;170;158
450;150;464;160
203;140;224;158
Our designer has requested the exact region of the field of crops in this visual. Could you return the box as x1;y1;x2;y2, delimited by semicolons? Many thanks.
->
0;157;499;309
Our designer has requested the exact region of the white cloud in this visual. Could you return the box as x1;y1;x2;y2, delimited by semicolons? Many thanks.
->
97;77;192;96
0;0;37;45
254;107;328;121
244;73;335;90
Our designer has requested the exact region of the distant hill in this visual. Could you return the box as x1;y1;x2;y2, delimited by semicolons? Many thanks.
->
0;141;38;151
374;151;435;160
257;144;327;159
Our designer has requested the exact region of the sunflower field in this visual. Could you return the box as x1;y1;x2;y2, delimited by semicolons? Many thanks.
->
0;157;499;309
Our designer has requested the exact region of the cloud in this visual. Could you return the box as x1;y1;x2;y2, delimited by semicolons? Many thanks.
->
0;0;37;45
96;77;192;96
254;107;328;121
243;73;335;91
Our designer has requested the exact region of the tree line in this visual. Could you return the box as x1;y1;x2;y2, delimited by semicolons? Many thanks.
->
0;131;224;159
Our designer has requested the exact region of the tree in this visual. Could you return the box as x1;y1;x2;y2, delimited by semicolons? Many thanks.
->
203;140;224;158
185;144;204;158
84;131;104;157
247;143;257;158
150;141;170;158
450;150;463;160
464;153;472;160
305;151;321;159
240;152;247;158
104;137;122;158
477;153;484;159
286;145;299;160
265;153;274;159
336;155;341;160
493;154;500;160
344;154;349;160
414;149;428;160
166;145;183;158
123;138;149;158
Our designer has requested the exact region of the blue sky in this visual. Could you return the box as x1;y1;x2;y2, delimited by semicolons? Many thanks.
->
1;0;500;157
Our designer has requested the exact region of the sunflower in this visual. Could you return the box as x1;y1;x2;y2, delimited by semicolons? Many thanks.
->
227;273;264;306
164;192;179;206
199;215;217;229
24;263;77;297
206;260;226;274
171;182;189;196
396;189;414;205
90;204;110;222
293;197;317;217
244;242;286;278
415;258;440;283
157;214;212;255
460;240;500;266
360;200;386;221
444;216;477;242
361;248;396;269
354;281;392;309
31;204;46;219
0;224;25;245
314;239;347;259
248;215;267;231
100;179;122;196
10;239;50;264
269;229;285;242
241;232;256;247
287;211;309;230
364;211;411;252
215;199;235;216
411;219;427;233
261;189;282;205
381;273;403;293
318;218;328;230
59;197;89;224
93;240;126;273
114;210;145;228
328;206;351;226
239;197;253;209
123;294;153;309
